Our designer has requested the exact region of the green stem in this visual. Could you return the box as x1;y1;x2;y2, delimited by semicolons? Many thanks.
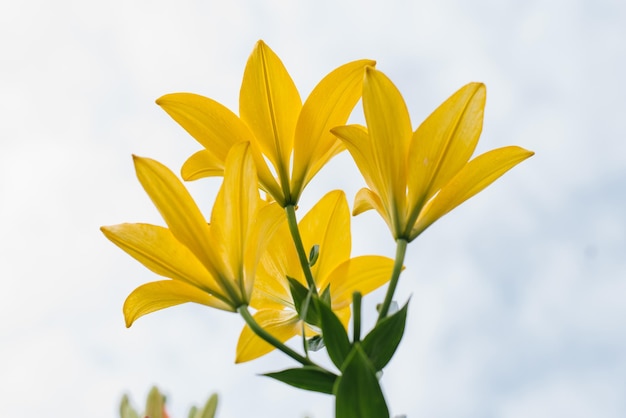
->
284;205;317;294
299;289;314;357
377;238;408;322
352;292;362;343
238;305;314;366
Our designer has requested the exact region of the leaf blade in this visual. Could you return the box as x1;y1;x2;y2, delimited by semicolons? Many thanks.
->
362;301;409;370
334;344;389;418
264;366;337;395
316;298;351;370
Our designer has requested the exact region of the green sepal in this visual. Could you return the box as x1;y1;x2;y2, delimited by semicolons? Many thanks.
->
334;343;390;418
287;276;321;326
264;366;338;395
363;301;409;371
309;244;320;267
306;335;325;351
320;284;331;305
316;297;351;370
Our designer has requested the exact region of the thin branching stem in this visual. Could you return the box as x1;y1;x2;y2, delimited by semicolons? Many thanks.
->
284;204;318;293
377;238;408;322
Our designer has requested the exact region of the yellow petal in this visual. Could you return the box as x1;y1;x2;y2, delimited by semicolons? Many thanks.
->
352;188;394;235
156;93;252;160
362;67;412;230
132;156;223;278
250;270;293;311
240;41;301;189
291;59;375;201
124;280;233;328
408;83;486;210
210;142;258;301
352;188;377;215
181;149;225;180
322;256;395;311
334;306;352;330
251;222;300;310
243;202;286;299
332;124;387;204
250;145;286;206
101;223;224;297
180;135;284;205
411;146;534;239
235;309;300;363
300;190;351;286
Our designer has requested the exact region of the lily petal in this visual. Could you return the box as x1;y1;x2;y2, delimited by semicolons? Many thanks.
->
300;190;351;286
322;256;396;311
240;40;301;188
235;309;300;363
251;222;301;310
181;149;225;180
408;82;486;211
132;156;223;278
334;306;352;330
156;93;252;161
124;280;233;328
243;202;286;299
362;67;412;231
411;146;535;239
210;142;259;302
101;223;223;296
291;59;375;201
251;145;285;204
352;188;377;215
352;188;393;233
332;124;387;204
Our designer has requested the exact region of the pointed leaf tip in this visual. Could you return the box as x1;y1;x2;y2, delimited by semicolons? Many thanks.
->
363;301;409;370
264;366;337;394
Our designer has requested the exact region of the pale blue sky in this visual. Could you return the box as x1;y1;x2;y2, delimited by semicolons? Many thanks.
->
1;0;625;417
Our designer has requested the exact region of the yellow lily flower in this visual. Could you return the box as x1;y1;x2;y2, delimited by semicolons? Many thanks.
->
332;67;534;241
235;190;395;362
156;40;374;206
101;142;284;326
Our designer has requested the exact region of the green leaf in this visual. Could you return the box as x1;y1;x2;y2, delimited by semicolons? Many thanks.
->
362;301;409;370
308;244;320;267
287;276;321;326
320;283;331;305
264;366;338;394
287;275;308;314
316;298;351;370
334;344;389;418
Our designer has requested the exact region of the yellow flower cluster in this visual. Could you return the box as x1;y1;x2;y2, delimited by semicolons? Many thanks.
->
102;40;532;363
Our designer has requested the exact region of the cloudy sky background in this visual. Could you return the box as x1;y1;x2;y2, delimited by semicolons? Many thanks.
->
1;0;625;417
